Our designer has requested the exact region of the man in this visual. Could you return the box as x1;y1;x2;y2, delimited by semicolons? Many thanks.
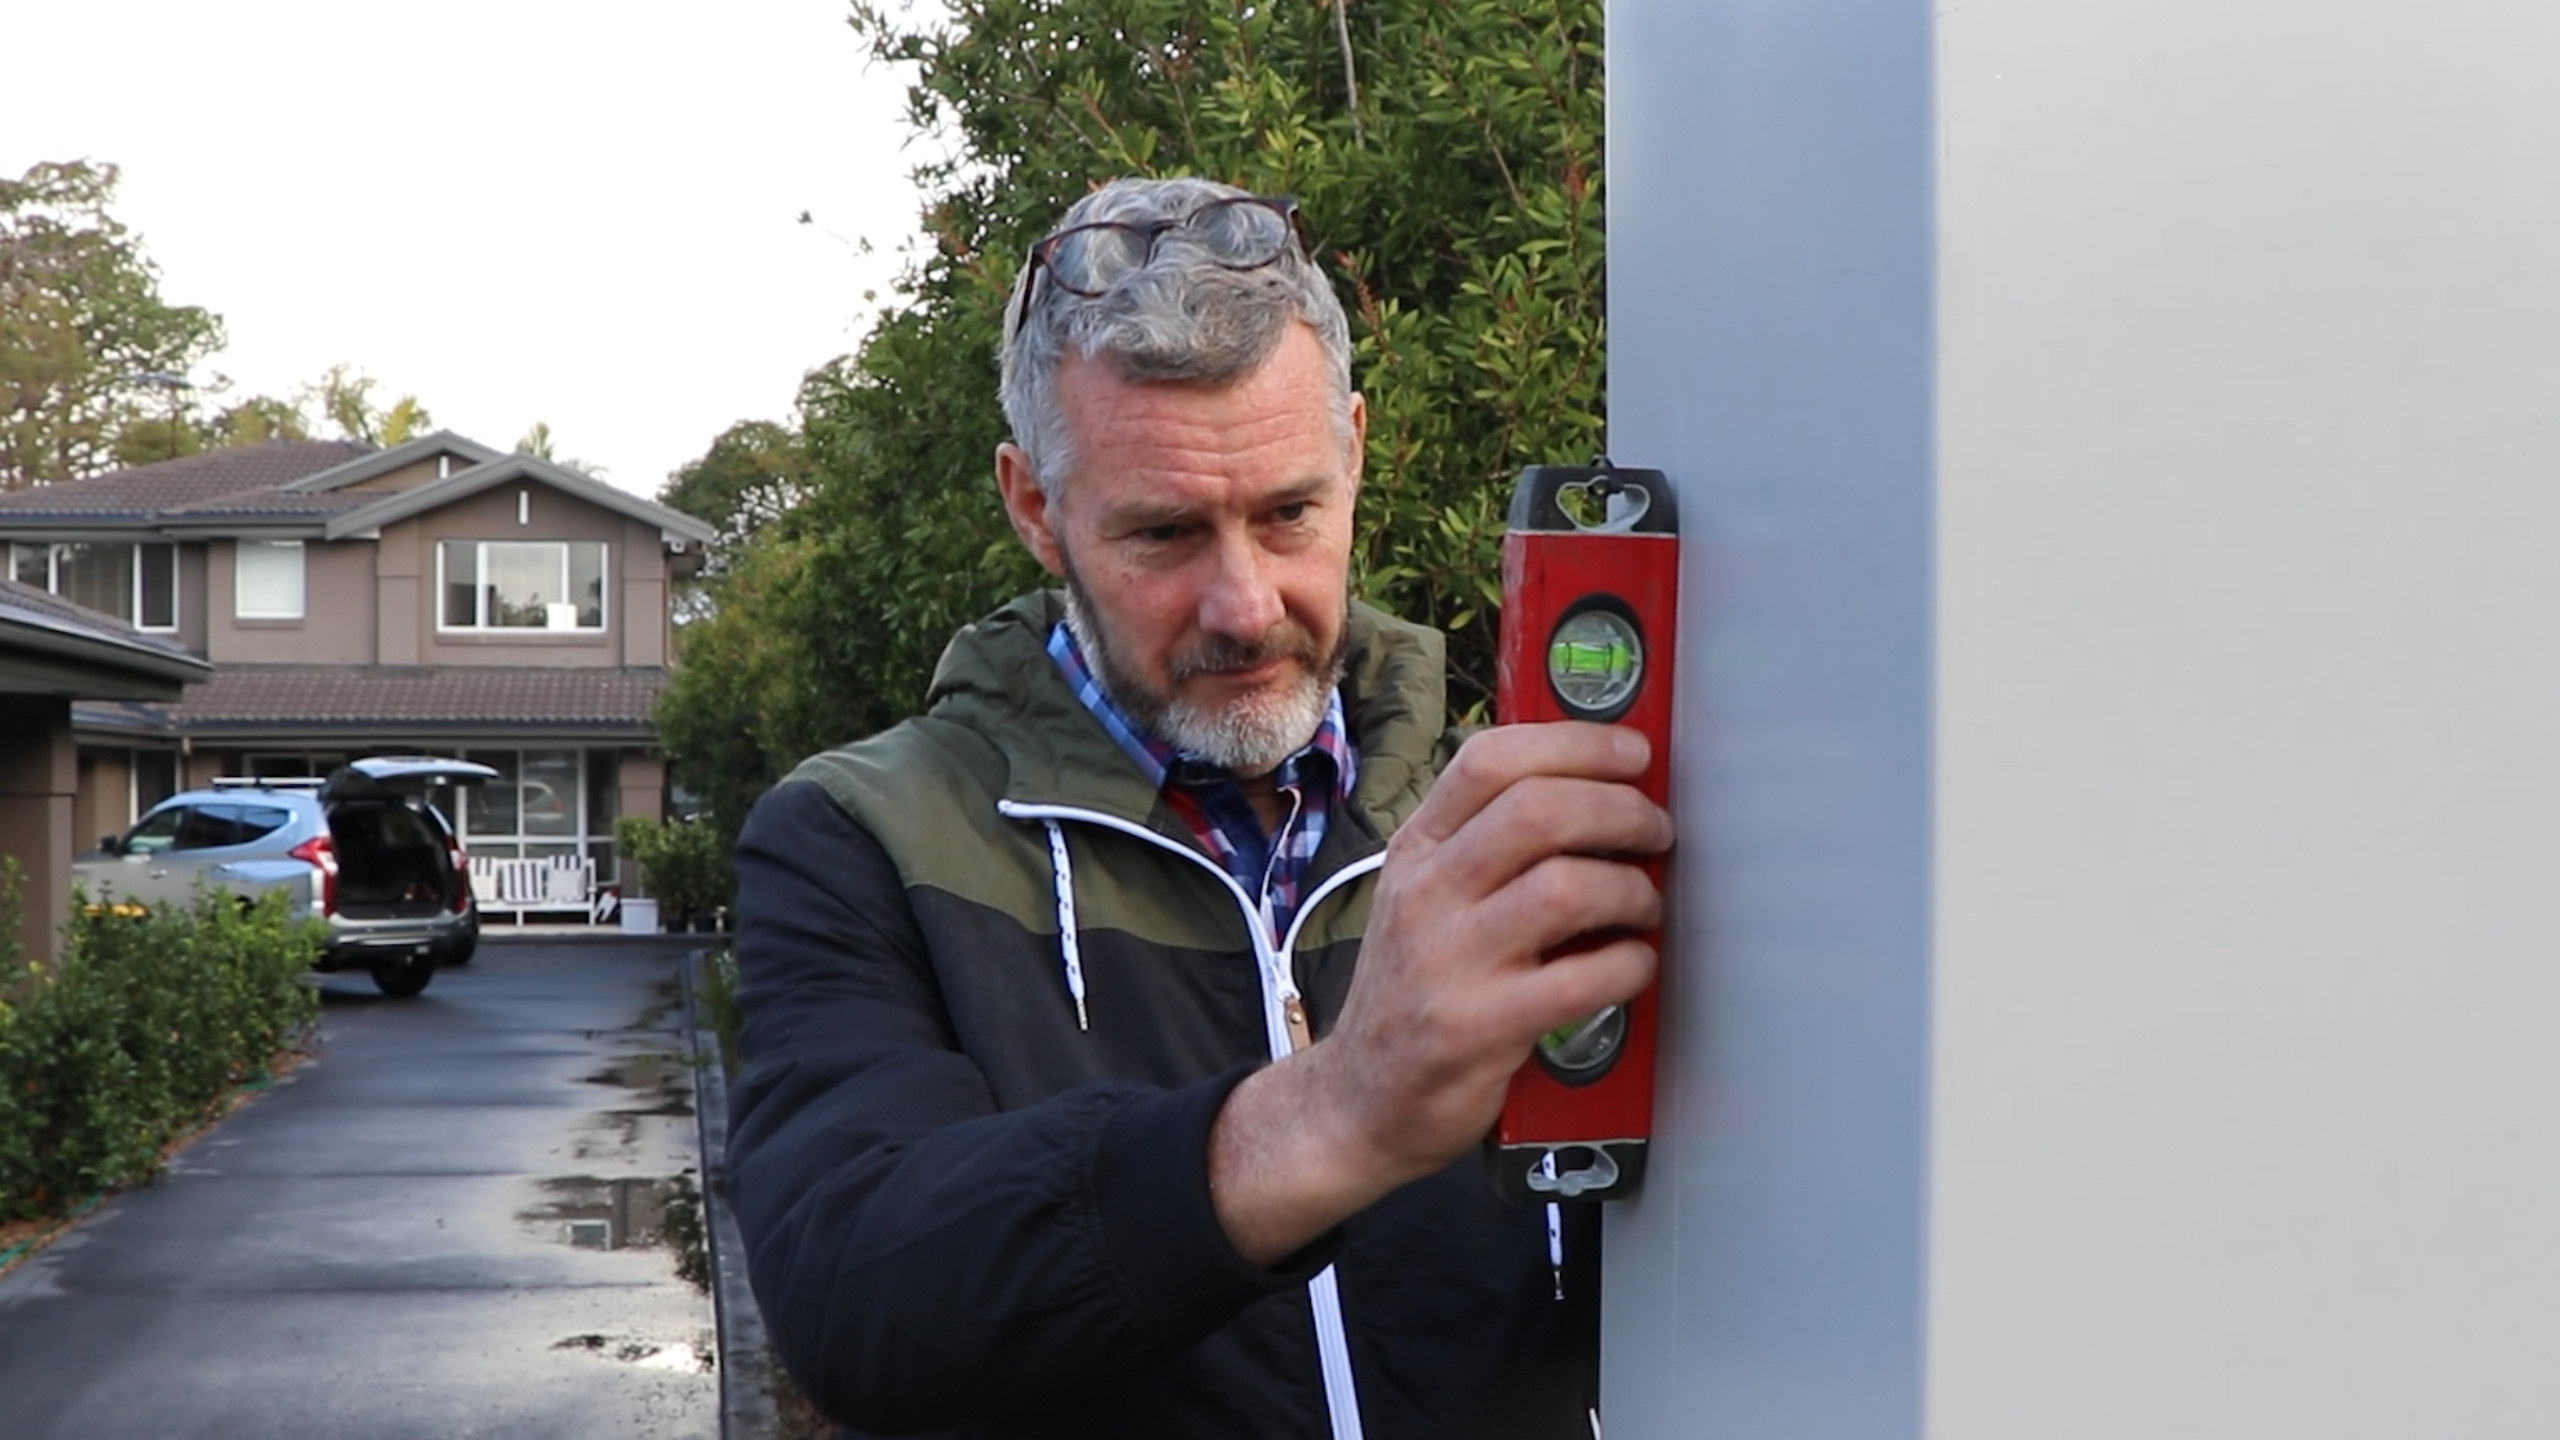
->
728;176;1671;1439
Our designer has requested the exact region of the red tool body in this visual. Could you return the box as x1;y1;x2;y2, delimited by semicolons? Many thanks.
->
1491;464;1678;1203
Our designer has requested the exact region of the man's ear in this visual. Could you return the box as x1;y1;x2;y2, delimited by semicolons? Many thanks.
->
1346;390;1368;497
996;443;1066;577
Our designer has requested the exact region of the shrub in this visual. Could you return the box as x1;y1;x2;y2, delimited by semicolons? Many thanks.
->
0;876;323;1224
615;814;736;921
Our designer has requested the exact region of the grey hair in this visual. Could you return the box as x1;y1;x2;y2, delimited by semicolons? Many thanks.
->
999;176;1357;499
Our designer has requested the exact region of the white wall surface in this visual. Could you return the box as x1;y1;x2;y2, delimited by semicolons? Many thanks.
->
1931;4;2560;1436
1606;1;2560;1436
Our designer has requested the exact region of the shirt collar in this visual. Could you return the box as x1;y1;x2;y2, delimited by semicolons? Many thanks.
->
1046;621;1356;799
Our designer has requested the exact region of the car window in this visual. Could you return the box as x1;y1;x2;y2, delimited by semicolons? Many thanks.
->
172;802;295;851
238;805;293;838
376;807;434;847
123;806;188;855
334;803;435;849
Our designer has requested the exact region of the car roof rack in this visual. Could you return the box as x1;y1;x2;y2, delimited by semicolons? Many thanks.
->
211;775;327;790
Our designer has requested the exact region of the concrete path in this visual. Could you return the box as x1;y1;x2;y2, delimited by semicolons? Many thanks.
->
0;936;718;1440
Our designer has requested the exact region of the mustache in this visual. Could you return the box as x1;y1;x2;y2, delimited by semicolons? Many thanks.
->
1167;624;1322;681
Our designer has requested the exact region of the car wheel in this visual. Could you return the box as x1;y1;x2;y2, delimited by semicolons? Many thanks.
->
370;954;435;997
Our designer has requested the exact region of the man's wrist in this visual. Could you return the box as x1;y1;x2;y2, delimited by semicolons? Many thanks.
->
1205;1046;1418;1267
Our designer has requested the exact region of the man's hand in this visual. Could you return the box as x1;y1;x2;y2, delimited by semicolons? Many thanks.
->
1207;722;1674;1265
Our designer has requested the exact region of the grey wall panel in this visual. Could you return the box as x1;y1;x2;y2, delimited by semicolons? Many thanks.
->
1602;1;1935;1436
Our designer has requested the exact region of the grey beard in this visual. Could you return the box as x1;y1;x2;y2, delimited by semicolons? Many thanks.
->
1060;571;1346;775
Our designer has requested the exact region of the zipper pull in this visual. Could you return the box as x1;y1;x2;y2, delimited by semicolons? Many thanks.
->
1282;994;1312;1052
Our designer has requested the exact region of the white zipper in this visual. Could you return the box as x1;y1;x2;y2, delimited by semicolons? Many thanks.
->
996;798;1382;1440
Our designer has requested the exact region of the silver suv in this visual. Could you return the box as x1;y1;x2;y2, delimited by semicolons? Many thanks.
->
75;757;497;997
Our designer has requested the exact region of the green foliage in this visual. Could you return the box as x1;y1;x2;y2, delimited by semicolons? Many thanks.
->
613;814;736;919
307;362;432;447
107;412;206;469
659;420;814;583
657;0;1603;824
661;1172;711;1293
693;947;743;1074
4;159;447;486
211;393;313;447
0;160;226;490
0;882;323;1224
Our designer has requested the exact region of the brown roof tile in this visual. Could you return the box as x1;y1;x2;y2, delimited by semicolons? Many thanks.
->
154;665;669;730
0;577;201;663
0;441;373;519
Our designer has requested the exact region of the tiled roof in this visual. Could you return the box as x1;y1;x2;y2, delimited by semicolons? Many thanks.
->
0;441;373;519
0;577;201;663
164;488;379;520
150;665;670;730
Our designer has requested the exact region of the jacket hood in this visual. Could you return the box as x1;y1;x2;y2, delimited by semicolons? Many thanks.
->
922;591;1449;833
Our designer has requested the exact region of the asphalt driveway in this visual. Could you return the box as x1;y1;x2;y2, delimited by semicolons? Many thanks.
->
0;935;717;1440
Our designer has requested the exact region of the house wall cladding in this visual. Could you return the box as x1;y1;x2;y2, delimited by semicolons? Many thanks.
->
207;537;378;666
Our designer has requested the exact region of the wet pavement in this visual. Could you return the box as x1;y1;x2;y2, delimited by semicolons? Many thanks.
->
0;936;718;1440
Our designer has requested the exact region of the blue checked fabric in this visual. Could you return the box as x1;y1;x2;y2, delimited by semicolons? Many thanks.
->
1048;622;1355;939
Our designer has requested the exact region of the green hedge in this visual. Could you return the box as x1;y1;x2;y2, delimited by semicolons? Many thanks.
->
0;863;324;1223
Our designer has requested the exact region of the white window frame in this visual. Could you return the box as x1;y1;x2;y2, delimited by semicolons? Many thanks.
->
434;539;609;633
233;539;306;620
10;540;178;631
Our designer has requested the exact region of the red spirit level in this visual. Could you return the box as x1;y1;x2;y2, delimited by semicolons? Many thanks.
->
1492;463;1678;1203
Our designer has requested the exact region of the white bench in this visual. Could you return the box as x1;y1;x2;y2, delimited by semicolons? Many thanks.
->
467;854;595;922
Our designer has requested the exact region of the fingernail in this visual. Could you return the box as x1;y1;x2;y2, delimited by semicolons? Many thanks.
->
1617;728;1650;766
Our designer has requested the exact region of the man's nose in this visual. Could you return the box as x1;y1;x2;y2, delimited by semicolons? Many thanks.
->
1197;532;1284;642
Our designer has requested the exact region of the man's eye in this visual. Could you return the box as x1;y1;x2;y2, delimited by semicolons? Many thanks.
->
1269;502;1311;524
1134;524;1188;544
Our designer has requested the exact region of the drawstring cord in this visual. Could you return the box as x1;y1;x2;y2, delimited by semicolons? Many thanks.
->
1042;820;1088;1031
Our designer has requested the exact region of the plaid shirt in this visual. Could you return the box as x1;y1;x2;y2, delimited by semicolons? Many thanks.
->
1048;623;1355;940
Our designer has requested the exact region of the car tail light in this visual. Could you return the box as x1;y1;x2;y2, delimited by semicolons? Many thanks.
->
447;836;471;913
289;835;338;915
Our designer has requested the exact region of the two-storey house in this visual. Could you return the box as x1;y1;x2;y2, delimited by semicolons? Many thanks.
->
0;432;716;906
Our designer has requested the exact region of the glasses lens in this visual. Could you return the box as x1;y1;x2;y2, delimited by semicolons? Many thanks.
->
1188;198;1291;266
1047;223;1155;295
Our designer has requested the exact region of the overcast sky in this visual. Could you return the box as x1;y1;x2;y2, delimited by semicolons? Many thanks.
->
1;0;938;497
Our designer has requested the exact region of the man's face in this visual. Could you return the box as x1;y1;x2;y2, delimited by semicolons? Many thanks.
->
997;325;1366;775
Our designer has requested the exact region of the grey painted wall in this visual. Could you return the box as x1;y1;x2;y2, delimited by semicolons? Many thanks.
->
1601;0;1934;1435
1606;1;2560;1436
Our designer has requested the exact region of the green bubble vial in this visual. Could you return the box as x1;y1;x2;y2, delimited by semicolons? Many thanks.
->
1546;609;1643;716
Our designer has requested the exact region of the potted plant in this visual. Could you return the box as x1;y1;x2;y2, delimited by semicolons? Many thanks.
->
613;815;732;932
613;815;671;933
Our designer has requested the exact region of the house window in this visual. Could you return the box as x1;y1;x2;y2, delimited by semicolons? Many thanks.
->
10;541;177;630
457;747;619;883
235;540;305;619
131;750;180;820
437;540;606;631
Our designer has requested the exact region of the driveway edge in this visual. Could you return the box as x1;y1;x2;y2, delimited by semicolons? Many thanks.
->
683;946;782;1440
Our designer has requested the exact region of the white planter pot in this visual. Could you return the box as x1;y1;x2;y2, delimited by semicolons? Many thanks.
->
620;897;660;935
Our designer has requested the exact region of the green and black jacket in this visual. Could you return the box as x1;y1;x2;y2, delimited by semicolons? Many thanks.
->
727;592;1597;1440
